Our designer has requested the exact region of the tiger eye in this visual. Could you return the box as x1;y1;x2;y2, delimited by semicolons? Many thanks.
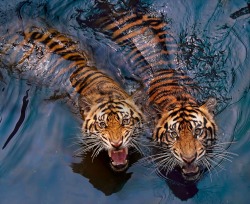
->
122;118;130;125
170;131;178;139
99;122;106;128
194;128;203;137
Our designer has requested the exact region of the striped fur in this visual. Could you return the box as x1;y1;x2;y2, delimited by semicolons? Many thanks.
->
84;11;177;78
82;9;219;180
0;25;144;171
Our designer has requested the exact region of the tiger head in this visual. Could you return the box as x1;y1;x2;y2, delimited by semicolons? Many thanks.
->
78;96;144;172
153;98;217;181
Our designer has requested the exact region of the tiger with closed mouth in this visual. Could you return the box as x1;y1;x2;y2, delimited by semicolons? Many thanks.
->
0;23;145;172
78;5;232;180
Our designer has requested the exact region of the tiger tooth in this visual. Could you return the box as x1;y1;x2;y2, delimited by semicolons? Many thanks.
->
108;150;111;157
125;147;128;155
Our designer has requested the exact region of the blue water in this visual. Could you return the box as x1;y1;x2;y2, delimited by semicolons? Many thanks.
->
0;0;250;203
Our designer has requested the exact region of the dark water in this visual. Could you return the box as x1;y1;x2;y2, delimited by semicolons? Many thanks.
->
0;0;250;203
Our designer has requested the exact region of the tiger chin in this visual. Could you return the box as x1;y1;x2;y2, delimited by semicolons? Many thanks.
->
78;95;144;172
153;98;218;182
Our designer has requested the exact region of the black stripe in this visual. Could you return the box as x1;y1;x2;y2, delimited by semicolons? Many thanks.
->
53;47;66;53
70;67;92;84
157;98;171;108
187;114;197;119
41;36;52;45
108;14;144;32
131;53;146;64
185;109;199;115
153;90;172;101
67;55;84;61
118;38;136;47
98;101;111;110
167;110;180;120
165;135;173;143
72;70;100;88
48;41;59;49
149;77;178;87
112;24;143;42
155;127;162;141
114;105;123;109
59;51;72;57
71;65;90;78
78;75;108;94
84;119;90;130
30;32;43;40
148;82;179;97
143;70;175;81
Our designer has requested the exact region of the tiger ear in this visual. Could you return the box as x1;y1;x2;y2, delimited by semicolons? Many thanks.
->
200;98;217;114
78;95;92;120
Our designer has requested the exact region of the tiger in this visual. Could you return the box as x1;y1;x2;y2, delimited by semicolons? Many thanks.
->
0;23;145;172
78;6;222;181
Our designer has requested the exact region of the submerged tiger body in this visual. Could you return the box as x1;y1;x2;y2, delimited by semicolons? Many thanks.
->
0;24;144;171
81;8;221;180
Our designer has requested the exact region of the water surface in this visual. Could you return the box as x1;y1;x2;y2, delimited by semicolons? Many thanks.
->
0;0;250;203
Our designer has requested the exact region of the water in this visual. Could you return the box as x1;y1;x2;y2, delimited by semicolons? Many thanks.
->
0;0;250;203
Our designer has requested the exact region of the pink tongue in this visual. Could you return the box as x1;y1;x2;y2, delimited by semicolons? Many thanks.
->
111;148;127;165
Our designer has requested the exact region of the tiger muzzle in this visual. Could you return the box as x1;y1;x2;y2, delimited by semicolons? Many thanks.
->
181;153;200;180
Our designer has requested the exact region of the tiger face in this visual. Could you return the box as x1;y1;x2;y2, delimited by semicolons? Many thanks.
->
153;98;217;181
80;98;144;172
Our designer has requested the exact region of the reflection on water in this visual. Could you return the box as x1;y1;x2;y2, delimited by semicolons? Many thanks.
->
2;89;29;150
230;3;250;19
0;0;250;203
71;150;141;196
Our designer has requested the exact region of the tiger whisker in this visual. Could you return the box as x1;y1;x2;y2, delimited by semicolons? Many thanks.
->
205;157;226;171
200;160;212;181
200;158;215;182
76;143;98;154
155;168;170;180
157;158;175;171
213;155;233;162
143;151;172;160
207;150;238;157
130;139;145;156
207;152;235;160
146;154;172;162
210;141;237;146
152;156;171;165
208;154;235;162
91;145;104;161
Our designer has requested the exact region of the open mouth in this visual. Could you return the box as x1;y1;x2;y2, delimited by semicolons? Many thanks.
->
108;147;128;172
181;164;200;180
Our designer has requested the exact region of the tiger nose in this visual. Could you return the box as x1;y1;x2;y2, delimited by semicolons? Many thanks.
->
111;140;123;148
181;153;197;164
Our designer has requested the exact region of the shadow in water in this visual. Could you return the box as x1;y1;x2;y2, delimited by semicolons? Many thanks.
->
2;89;29;149
159;168;201;201
71;150;141;196
230;3;250;19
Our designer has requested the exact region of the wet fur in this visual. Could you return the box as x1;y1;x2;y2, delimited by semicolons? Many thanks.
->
81;7;227;180
0;24;145;171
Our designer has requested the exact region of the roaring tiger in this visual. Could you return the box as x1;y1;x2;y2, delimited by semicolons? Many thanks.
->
79;6;221;180
0;24;145;172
